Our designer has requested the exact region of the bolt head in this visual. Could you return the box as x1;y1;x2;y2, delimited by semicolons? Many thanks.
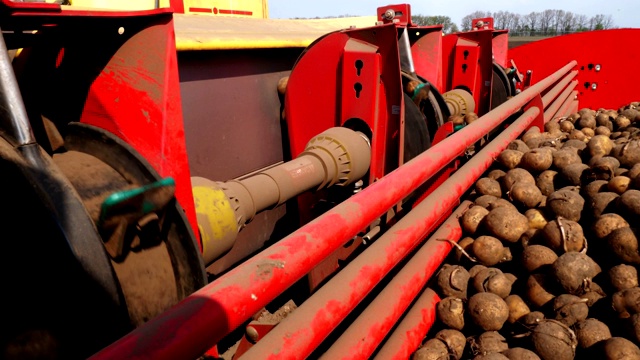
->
595;64;601;72
591;83;597;90
383;9;395;20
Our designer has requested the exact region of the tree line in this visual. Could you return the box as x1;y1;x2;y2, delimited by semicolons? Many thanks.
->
413;10;615;36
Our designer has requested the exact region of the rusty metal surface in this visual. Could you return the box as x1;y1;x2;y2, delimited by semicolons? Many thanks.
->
91;61;574;360
319;201;471;359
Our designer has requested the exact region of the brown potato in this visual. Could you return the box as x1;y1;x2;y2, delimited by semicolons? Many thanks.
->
521;311;545;327
583;179;608;200
520;148;553;172
593;213;629;239
568;129;586;142
527;273;556;308
578;115;596;130
607;227;640;264
582;127;595;138
434;329;466;360
437;264;470;299
531;320;577;360
614;115;632;129
595;126;611;136
476;177;502;197
595;337;640;359
487;169;507;181
470;331;508;356
502;168;536;192
475;194;499;209
509;182;543;209
483;207;529;243
591;156;620;180
469;264;488;278
611;140;640;168
461;206;490;235
522;245;558;272
436;297;465;330
587;134;614;157
507;139;530;153
541;219;585;253
608;175;631;194
618;190;640;222
547;187;585;221
559;163;589;186
536;170;558;196
562;139;587;153
560;120;575;133
552;252;602;295
505;295;530;324
609;264;638;292
552;149;582;170
472;267;512;299
545;120;561;134
525;209;547;230
497;149;523;170
472;236;511;266
501;348;540;360
586;192;619;219
412;338;448;360
467;293;509;331
553;294;589;326
575;318;611;349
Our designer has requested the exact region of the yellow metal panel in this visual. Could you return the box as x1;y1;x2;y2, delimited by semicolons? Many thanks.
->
174;14;379;50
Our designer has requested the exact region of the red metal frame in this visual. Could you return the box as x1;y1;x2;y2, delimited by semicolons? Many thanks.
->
509;29;640;110
91;60;576;360
1;0;199;243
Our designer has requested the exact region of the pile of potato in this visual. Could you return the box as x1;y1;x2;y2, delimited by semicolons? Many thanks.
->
414;102;640;360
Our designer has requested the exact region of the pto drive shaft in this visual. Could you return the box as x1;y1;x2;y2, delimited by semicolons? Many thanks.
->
193;127;371;264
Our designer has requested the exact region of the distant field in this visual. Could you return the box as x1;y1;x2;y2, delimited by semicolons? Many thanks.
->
508;36;552;48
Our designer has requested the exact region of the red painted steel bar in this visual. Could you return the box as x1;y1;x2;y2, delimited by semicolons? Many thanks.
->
541;70;577;108
240;107;541;360
319;201;469;360
373;289;440;360
91;61;574;360
557;90;579;120
544;80;578;122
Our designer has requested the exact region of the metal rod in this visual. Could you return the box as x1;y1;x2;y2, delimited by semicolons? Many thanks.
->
556;90;579;120
373;289;440;360
240;107;541;360
541;70;577;108
0;29;35;146
90;61;574;360
544;80;578;122
320;202;469;360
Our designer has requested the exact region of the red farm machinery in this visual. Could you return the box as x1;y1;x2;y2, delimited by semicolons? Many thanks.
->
0;1;639;359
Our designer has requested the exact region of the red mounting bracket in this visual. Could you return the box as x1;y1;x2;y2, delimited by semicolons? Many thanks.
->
524;93;545;131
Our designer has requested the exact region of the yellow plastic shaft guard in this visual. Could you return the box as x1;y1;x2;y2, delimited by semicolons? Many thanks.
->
192;185;238;262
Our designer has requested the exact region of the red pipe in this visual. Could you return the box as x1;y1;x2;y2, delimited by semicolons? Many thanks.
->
544;80;578;122
239;106;541;360
91;61;574;360
373;289;440;360
541;70;577;108
319;202;469;360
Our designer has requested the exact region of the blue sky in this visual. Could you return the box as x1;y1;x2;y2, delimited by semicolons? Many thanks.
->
268;0;638;29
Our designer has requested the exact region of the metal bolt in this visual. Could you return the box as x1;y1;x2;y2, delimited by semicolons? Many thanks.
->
591;83;597;90
118;27;125;35
246;326;259;344
526;70;532;75
595;64;601;72
383;9;395;20
475;20;485;28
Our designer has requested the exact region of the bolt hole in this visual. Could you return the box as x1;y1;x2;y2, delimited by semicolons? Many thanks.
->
354;83;363;98
588;64;594;70
463;50;469;60
355;60;364;76
584;82;590;89
462;64;468;73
